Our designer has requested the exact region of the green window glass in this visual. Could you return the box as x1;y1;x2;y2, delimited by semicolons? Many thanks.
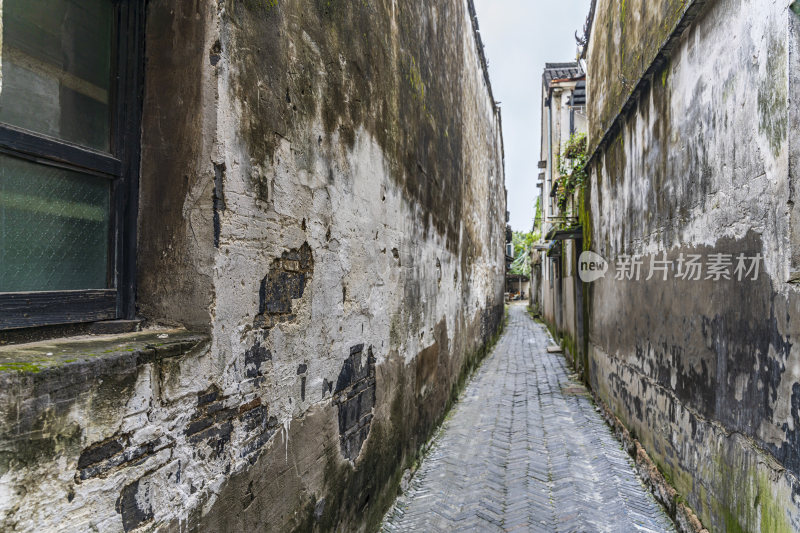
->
0;0;113;151
0;155;110;292
0;0;114;295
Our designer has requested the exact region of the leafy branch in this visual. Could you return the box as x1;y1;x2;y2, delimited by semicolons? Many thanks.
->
509;231;537;276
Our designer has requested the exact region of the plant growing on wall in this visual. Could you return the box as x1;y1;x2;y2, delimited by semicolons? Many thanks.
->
556;133;588;217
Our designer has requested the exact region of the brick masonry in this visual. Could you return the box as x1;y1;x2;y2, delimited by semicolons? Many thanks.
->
333;344;376;461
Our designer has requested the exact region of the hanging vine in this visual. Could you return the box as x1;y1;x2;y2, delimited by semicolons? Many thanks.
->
556;133;588;216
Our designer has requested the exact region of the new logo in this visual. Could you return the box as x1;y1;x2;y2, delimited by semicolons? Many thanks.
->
578;251;608;283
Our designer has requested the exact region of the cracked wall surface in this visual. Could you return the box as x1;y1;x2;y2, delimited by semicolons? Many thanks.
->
586;0;800;531
0;0;506;531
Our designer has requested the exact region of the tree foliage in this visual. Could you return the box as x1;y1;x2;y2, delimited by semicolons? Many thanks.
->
509;231;534;276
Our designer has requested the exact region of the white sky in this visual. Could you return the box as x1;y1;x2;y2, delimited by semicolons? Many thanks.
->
473;0;591;231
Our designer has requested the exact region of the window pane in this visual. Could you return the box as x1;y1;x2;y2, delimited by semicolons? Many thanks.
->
0;154;110;291
0;0;112;151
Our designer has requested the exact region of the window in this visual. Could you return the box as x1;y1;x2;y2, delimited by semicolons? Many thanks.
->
0;0;144;330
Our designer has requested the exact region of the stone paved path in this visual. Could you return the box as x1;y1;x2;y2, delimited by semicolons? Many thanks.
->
381;303;675;533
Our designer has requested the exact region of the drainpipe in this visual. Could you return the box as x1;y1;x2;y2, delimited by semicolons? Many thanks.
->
570;99;575;136
547;97;553;226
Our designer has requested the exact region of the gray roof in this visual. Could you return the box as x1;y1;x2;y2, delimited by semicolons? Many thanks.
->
543;62;583;86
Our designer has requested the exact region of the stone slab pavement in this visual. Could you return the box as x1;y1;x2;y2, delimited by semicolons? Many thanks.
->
381;303;675;533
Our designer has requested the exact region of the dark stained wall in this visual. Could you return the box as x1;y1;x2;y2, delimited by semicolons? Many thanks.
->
0;1;507;532
585;0;800;531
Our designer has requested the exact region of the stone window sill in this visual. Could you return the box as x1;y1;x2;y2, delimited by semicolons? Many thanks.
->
0;329;208;375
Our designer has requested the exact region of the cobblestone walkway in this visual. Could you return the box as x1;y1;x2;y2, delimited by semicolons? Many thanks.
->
381;303;675;533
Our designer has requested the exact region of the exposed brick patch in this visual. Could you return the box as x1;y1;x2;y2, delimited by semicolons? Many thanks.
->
198;385;220;406
334;344;376;461
593;392;709;533
239;401;279;463
186;387;237;458
322;378;333;398
77;435;126;471
244;341;271;378
116;478;153;532
238;397;262;414
255;242;313;330
212;162;226;248
186;387;277;462
75;434;170;483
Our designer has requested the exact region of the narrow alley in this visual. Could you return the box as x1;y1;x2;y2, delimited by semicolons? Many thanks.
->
3;0;799;530
382;304;675;533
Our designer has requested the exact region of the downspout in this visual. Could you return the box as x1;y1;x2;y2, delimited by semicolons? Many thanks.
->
570;102;575;135
546;95;552;316
547;97;553;223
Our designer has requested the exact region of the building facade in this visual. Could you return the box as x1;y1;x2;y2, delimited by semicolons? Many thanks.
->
536;62;588;370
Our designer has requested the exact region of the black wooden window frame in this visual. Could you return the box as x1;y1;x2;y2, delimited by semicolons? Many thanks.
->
0;1;145;331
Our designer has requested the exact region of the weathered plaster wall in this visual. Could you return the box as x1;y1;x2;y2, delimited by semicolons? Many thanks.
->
542;240;582;371
137;0;219;330
586;0;800;530
0;0;505;532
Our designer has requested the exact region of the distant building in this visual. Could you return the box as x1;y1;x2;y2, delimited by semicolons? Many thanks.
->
506;273;530;301
534;62;587;366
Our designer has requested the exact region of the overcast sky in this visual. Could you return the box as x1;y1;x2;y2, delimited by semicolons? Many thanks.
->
473;0;591;232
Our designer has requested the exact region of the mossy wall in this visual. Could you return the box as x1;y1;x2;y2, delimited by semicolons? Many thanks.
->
0;0;506;531
585;0;800;530
586;0;693;155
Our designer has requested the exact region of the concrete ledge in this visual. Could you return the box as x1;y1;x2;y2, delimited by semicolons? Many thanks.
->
0;329;210;505
0;319;144;346
0;329;208;375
